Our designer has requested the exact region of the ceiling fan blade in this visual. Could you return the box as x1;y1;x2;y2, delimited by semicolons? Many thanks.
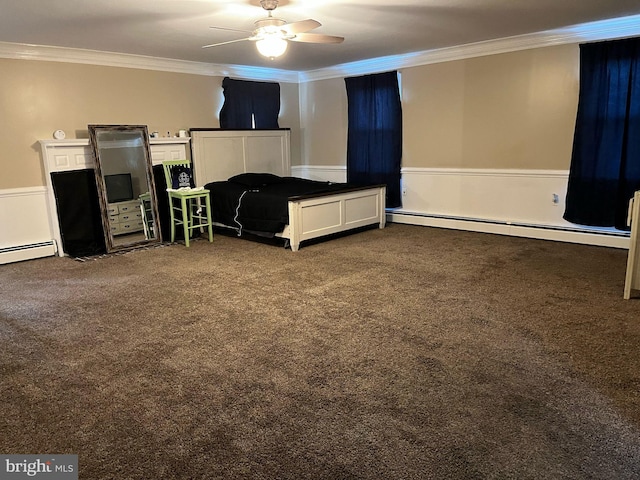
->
281;19;321;34
290;33;344;44
209;26;253;34
202;37;251;49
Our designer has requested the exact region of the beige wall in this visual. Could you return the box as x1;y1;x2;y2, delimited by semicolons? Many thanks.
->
0;58;301;190
299;77;347;166
2;44;578;189
279;81;302;167
302;44;580;171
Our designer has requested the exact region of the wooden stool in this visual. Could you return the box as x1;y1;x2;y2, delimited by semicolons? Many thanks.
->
162;160;213;247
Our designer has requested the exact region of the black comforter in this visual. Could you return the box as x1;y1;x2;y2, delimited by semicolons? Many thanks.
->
204;174;358;234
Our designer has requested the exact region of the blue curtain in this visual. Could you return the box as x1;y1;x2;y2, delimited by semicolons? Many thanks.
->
219;77;280;129
564;38;640;230
345;71;403;208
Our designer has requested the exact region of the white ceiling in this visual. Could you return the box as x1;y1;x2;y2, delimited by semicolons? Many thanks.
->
2;0;640;72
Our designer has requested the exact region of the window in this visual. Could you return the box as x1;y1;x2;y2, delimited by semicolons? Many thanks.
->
219;77;280;129
345;71;403;208
564;37;640;230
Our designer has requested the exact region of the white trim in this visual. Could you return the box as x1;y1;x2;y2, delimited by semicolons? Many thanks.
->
0;187;57;263
299;165;346;171
301;14;640;81
0;242;56;265
292;165;632;249
293;165;568;179
388;212;630;250
401;167;569;178
0;41;299;83
0;186;47;197
292;165;347;183
398;166;575;230
0;14;639;82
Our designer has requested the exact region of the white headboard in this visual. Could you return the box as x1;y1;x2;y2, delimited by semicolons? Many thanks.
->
190;129;291;186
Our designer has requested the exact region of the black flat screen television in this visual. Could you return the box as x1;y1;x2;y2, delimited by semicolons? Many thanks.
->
104;173;134;203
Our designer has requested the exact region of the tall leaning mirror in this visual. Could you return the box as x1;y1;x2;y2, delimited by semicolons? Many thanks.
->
89;125;162;252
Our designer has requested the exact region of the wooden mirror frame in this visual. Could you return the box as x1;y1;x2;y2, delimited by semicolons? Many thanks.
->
89;124;162;252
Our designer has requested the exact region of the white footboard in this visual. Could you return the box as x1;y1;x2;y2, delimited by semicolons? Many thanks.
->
283;185;386;251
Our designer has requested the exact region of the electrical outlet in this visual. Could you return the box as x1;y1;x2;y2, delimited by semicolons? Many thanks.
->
402;188;407;196
552;193;559;205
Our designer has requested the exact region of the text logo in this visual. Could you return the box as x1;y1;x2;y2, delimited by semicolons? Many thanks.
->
1;455;77;480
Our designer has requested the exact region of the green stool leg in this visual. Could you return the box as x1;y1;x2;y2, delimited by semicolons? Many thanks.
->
181;196;190;247
205;194;213;242
169;196;176;243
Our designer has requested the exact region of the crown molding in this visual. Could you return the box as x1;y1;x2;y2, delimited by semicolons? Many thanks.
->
0;41;299;83
1;13;639;84
299;13;640;82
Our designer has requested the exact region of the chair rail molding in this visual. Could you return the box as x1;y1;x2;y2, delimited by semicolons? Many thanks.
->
293;164;630;249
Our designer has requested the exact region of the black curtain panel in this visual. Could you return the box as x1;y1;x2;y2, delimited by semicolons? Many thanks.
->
564;37;640;230
252;81;280;129
219;77;280;129
219;78;253;129
51;170;106;257
152;164;172;241
345;71;403;208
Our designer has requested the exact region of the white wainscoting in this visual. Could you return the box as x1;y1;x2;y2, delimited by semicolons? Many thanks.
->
292;165;347;183
292;165;630;249
0;187;56;264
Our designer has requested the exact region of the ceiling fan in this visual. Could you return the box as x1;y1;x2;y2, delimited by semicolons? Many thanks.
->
202;0;344;59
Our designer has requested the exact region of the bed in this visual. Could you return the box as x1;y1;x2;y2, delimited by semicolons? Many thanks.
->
204;173;386;251
190;129;386;251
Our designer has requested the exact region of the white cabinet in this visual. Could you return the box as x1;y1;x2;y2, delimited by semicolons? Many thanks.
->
190;129;291;186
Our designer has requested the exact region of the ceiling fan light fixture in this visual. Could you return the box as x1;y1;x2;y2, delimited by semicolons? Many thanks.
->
256;35;288;59
204;0;344;57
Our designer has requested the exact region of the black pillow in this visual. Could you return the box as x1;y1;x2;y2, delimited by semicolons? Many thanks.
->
171;166;195;189
228;173;283;187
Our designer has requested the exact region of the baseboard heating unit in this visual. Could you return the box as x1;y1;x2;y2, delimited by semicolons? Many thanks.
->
387;211;630;249
0;241;57;265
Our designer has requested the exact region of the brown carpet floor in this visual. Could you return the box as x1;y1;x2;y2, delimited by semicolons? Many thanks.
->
1;223;639;479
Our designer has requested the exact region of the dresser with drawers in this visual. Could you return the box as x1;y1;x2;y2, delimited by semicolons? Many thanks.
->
107;200;144;236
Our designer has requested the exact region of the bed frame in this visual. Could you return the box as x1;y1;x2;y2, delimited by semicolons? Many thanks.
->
189;129;386;251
